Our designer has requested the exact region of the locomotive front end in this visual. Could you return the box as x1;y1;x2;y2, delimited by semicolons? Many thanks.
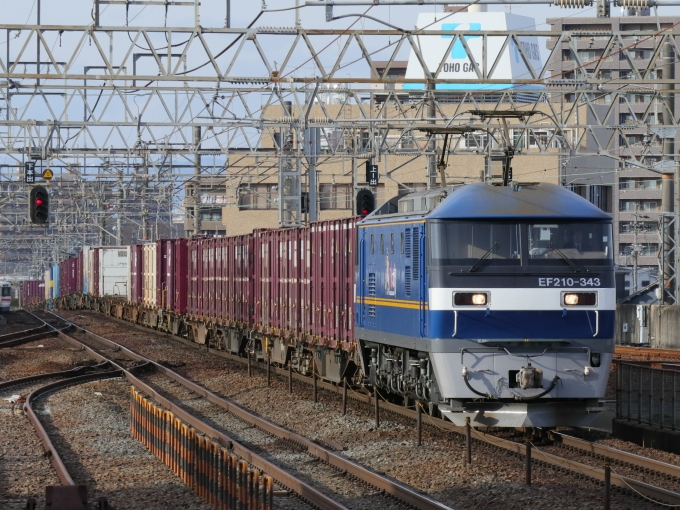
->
428;217;614;427
356;182;615;428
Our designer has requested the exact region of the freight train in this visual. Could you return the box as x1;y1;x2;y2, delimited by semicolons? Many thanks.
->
0;281;11;312
34;182;614;428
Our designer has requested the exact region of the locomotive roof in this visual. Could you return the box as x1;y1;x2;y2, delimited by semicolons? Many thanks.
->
362;182;611;224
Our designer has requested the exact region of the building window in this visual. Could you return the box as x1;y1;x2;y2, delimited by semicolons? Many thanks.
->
238;184;278;210
577;50;599;63
620;222;658;233
589;185;612;213
620;200;660;212
642;200;660;212
620;178;661;190
619;243;659;256
319;183;352;210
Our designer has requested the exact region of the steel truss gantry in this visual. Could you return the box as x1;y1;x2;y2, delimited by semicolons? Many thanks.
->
3;1;680;277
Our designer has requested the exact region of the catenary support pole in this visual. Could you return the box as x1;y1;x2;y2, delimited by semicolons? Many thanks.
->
526;442;532;486
417;402;422;446
342;379;347;416
466;417;472;464
604;462;611;510
661;39;675;303
374;388;380;428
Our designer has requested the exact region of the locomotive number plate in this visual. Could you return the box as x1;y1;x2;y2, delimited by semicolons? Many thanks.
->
538;277;601;287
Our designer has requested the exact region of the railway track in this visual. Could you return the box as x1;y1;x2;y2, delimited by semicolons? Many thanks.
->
58;310;680;507
39;311;451;510
0;310;68;347
0;361;122;509
615;345;680;360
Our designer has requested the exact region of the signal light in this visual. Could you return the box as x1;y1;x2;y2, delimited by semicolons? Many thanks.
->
29;185;49;225
356;188;375;217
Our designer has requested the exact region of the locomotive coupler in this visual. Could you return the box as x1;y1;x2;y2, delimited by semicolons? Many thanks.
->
516;363;543;390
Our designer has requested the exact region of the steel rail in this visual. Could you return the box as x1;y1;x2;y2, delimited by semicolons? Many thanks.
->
46;312;453;510
0;324;50;341
0;329;59;348
548;431;680;480
0;361;115;391
0;311;70;347
34;314;352;510
472;430;680;505
56;310;680;506
70;313;680;506
24;369;124;486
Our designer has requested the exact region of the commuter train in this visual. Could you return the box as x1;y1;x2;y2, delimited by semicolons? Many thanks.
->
0;281;11;312
35;182;614;428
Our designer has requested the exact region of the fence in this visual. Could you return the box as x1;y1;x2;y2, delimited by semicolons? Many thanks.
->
616;304;680;348
130;387;274;510
617;362;680;430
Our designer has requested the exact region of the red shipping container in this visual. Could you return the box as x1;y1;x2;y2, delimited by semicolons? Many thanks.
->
172;239;188;314
92;248;100;297
188;239;203;317
253;230;273;332
129;245;143;304
232;235;254;326
22;280;43;305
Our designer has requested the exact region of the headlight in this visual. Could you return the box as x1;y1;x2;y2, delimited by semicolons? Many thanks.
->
472;293;487;305
562;292;597;306
564;293;579;306
454;292;489;306
590;353;601;367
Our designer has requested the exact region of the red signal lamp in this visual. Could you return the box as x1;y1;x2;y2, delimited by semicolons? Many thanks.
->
361;208;369;215
35;198;43;205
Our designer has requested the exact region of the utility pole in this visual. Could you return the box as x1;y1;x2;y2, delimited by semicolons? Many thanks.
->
141;159;149;241
116;175;123;245
193;126;201;236
426;80;437;189
661;39;676;303
632;204;650;292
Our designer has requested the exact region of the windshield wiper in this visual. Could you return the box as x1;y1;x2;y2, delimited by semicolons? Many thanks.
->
549;244;581;273
469;243;498;273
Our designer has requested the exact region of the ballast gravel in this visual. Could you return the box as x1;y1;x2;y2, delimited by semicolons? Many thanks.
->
58;310;661;510
0;336;92;509
34;378;211;510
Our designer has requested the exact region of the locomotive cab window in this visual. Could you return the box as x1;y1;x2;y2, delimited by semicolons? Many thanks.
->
430;221;521;269
528;222;612;266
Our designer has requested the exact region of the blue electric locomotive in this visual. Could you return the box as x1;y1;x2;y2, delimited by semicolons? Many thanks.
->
355;182;614;427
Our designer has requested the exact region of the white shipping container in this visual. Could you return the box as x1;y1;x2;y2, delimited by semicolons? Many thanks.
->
99;247;129;297
82;247;91;295
142;243;157;308
44;270;50;300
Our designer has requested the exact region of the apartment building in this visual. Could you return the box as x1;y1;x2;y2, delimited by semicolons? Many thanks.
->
547;14;680;273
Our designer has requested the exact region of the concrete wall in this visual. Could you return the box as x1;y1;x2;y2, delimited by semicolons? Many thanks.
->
650;305;680;349
616;304;640;345
616;304;680;348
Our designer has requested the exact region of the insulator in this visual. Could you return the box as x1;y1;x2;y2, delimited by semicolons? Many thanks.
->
617;0;649;7
277;116;296;124
553;0;590;7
